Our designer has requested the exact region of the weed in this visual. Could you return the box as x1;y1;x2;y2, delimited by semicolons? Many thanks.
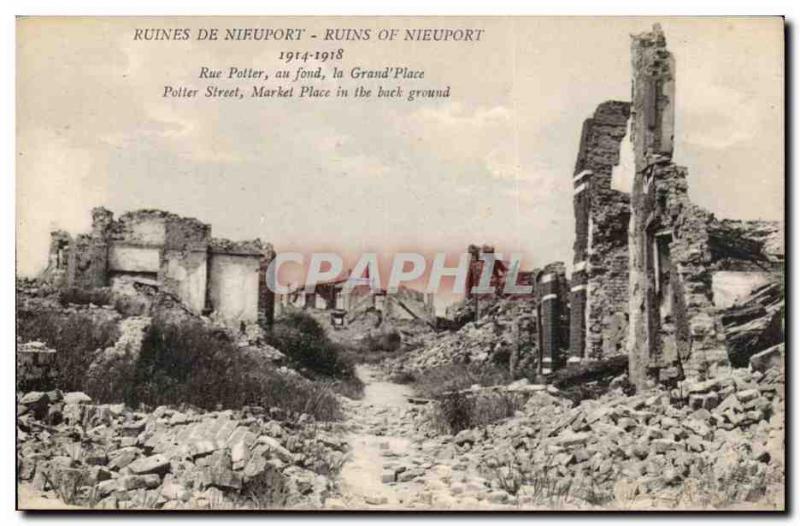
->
58;287;113;307
16;309;119;393
432;390;523;433
411;363;512;399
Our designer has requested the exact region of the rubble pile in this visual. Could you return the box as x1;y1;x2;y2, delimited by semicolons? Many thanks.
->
433;364;784;509
303;307;433;354
17;392;349;509
384;298;536;373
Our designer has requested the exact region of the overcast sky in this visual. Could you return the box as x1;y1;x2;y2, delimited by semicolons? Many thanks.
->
17;17;784;295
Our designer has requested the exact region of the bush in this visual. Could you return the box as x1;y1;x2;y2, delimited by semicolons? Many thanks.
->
411;362;512;399
359;330;402;353
58;287;113;307
18;303;355;420
433;391;523;434
267;313;347;375
119;319;344;419
435;392;474;433
266;312;363;398
487;453;590;506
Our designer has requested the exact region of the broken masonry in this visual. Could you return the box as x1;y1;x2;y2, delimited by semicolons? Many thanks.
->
568;24;783;390
42;208;276;329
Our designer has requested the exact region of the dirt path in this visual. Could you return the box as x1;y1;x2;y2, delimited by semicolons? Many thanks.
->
333;365;516;510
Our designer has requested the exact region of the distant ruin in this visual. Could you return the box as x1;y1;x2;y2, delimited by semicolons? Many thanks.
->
41;207;276;328
279;277;436;329
461;245;569;375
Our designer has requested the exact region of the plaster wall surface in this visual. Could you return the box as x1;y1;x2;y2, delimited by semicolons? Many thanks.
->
163;251;208;314
208;254;261;324
108;245;160;273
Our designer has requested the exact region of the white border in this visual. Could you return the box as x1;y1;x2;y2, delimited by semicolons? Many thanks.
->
3;2;796;525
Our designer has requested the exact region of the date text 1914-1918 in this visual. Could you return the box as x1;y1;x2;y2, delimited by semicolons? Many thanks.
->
279;49;344;64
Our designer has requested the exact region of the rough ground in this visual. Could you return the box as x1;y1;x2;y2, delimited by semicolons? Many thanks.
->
332;365;519;510
330;356;785;511
18;354;785;511
17;394;347;510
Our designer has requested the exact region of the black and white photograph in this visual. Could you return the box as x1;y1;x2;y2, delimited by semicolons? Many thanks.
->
13;15;785;511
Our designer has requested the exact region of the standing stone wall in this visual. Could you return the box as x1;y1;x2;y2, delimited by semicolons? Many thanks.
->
68;234;109;289
569;101;631;362
567;24;780;391
627;24;731;390
627;24;677;390
651;164;730;379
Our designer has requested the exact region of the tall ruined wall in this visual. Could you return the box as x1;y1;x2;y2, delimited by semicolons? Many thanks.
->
627;25;732;390
627;24;677;390
651;163;729;380
42;231;73;287
63;207;114;288
563;24;781;391
258;244;277;328
570;101;632;361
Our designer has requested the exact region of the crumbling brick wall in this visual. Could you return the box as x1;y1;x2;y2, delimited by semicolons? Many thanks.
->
566;24;783;391
650;163;729;380
258;244;277;328
42;230;73;287
108;209;212;313
569;101;631;362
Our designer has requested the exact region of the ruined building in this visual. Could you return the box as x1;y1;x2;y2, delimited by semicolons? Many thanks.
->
569;25;784;390
569;101;632;363
279;277;436;328
459;244;570;374
42;208;276;327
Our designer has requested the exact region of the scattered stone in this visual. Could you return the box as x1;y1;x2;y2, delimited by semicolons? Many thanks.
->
63;392;92;405
128;454;171;475
750;345;783;373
